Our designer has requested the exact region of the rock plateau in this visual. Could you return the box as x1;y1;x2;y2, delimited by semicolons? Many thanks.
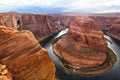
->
53;17;116;76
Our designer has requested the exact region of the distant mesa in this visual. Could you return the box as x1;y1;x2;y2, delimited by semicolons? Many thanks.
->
53;17;116;76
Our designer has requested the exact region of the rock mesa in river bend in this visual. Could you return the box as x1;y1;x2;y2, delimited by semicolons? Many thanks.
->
53;17;116;76
0;26;55;80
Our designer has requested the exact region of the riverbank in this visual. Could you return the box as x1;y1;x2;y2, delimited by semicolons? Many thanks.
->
60;47;116;76
40;28;67;46
107;33;120;41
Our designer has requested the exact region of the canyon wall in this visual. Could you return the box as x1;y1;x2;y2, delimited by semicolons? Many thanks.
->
51;14;75;27
89;16;119;31
107;20;120;40
0;13;66;41
0;26;55;80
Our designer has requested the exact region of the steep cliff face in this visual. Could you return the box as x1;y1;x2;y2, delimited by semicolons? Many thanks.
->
90;16;119;31
53;17;115;76
0;13;66;41
22;14;65;41
0;14;21;29
51;14;75;27
108;20;120;40
0;26;55;80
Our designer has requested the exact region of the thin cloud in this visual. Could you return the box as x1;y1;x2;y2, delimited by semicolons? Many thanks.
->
0;0;120;13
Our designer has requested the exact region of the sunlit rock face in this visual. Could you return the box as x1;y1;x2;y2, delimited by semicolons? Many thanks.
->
0;64;13;80
0;26;55;80
0;13;66;41
108;20;120;40
0;14;21;29
90;16;119;31
53;17;116;76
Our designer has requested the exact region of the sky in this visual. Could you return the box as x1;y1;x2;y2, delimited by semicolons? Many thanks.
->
0;0;120;13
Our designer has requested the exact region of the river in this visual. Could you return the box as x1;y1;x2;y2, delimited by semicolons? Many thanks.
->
43;29;120;80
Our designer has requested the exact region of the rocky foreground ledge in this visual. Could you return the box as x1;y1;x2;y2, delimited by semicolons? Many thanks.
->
0;26;55;80
53;17;116;76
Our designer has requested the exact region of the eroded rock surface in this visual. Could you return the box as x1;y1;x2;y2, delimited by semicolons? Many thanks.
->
0;26;55;80
90;16;119;31
0;64;12;80
0;13;66;41
108;20;120;40
53;17;116;76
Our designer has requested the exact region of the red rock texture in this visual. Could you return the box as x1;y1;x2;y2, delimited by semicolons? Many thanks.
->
0;64;13;80
53;17;108;74
90;16;119;31
108;20;120;40
0;26;55;80
22;14;65;41
0;13;66;41
51;14;75;27
0;14;21;29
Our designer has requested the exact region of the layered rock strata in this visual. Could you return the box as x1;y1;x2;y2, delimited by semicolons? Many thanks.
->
0;13;66;41
90;16;119;31
53;17;116;76
0;26;55;80
108;20;120;40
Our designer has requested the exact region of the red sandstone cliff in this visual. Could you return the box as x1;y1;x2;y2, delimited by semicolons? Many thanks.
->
0;26;55;80
107;20;120;40
0;13;66;41
50;14;75;27
89;16;119;31
53;17;115;75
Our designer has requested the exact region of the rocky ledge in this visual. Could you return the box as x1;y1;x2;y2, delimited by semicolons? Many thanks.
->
53;17;116;76
0;26;55;80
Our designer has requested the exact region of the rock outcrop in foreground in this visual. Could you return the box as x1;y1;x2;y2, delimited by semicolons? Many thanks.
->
108;20;120;40
0;26;55;80
53;17;116;76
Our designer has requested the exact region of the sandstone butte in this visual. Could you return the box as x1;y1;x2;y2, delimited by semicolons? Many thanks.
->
108;19;120;40
0;13;66;42
0;26;55;80
53;17;116;76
